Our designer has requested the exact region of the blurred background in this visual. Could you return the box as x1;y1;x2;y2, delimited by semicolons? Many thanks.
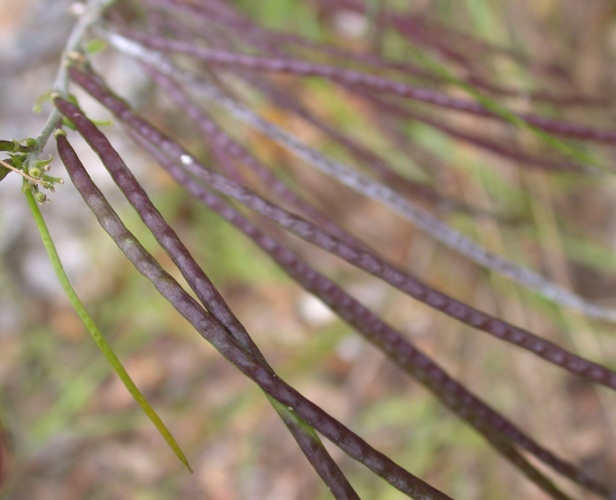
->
2;1;616;498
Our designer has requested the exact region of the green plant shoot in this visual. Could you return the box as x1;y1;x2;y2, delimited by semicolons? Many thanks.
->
23;180;192;473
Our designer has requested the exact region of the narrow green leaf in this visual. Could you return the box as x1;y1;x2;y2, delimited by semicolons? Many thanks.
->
92;118;113;127
0;140;17;152
23;183;192;473
32;90;53;114
61;116;77;131
7;153;25;169
34;155;54;169
0;165;10;182
0;138;37;153
20;138;38;150
84;38;107;54
67;93;81;107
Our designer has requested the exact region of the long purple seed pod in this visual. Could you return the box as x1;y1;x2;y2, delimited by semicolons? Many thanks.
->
166;16;493;218
481;435;574;500
56;131;449;500
156;158;616;389
67;63;610;496
215;39;585;175
170;0;542;108
158;20;456;210
137;14;366;243
148;0;444;88
98;92;604;496
355;91;586;173
142;65;365;251
226;72;484;211
132;133;600;500
117;30;616;144
74;46;616;323
53;99;359;500
60;79;616;391
180;0;608;107
332;0;582;89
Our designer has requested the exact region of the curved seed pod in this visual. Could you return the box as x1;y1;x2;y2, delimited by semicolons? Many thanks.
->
66;59;610;498
86;40;616;321
133;132;598;500
53;103;359;500
57;80;616;389
56;130;447;500
119;31;616;144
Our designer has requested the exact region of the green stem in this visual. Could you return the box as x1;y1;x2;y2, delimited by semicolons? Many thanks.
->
23;182;192;472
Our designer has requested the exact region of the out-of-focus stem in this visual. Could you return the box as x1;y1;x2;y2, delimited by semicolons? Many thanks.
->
27;0;116;170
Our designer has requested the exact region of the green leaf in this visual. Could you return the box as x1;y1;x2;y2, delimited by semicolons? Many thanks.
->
23;184;192;472
67;93;80;107
92;119;113;127
7;153;25;170
32;90;53;114
0;138;37;153
34;155;53;170
20;138;38;150
41;174;63;186
0;140;17;152
0;164;10;182
84;38;107;54
61;116;77;131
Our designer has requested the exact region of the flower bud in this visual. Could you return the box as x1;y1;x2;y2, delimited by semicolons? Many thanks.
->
29;167;42;179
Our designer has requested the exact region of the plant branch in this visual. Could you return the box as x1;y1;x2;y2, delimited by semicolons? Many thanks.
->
27;0;116;170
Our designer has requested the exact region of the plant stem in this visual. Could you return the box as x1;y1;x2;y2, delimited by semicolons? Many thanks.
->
28;0;116;170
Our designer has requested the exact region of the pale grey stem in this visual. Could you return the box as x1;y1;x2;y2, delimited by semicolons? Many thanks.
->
104;31;616;323
27;0;116;170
